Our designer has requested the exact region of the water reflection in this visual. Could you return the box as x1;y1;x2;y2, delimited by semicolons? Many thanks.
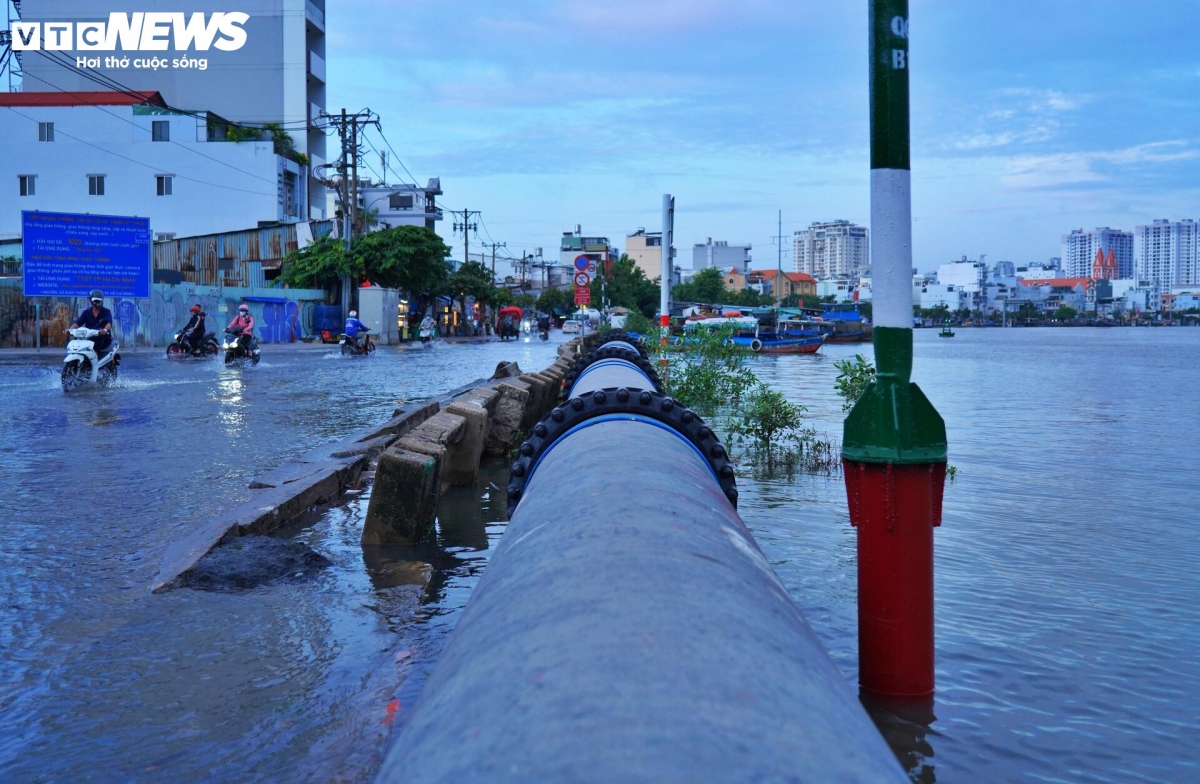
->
860;691;939;783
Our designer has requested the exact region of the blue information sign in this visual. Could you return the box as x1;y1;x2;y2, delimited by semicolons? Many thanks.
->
22;211;152;298
574;254;589;271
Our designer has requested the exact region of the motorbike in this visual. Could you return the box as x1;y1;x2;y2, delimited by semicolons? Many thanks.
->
419;323;435;346
166;329;219;358
61;327;120;391
222;327;261;366
538;323;550;341
339;331;375;357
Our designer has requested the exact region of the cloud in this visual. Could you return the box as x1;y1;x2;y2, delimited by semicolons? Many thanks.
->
1001;141;1199;191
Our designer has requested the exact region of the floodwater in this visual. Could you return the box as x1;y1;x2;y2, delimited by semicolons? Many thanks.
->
0;335;561;782
1;328;1198;782
746;327;1200;783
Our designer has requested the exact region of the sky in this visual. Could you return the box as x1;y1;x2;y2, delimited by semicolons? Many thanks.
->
326;1;1200;273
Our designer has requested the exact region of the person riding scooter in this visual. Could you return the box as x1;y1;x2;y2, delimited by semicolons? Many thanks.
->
68;290;114;356
180;304;207;353
537;313;551;339
227;303;257;352
344;310;370;350
418;314;436;344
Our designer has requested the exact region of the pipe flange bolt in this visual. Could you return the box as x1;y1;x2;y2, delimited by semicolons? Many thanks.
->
507;387;737;517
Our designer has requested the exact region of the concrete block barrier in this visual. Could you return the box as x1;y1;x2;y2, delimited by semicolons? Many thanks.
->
362;447;441;546
483;380;531;457
443;401;490;488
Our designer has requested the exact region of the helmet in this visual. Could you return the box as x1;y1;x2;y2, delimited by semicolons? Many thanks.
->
238;304;249;313
349;310;357;318
89;289;103;303
190;304;201;313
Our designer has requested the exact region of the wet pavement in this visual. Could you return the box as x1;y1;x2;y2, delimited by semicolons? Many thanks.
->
0;334;561;782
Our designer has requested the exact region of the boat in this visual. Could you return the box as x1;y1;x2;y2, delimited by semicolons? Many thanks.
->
730;332;826;354
815;303;871;343
687;315;826;355
939;319;955;337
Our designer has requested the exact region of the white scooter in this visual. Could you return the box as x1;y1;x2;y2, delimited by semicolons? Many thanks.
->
419;322;435;347
62;327;120;391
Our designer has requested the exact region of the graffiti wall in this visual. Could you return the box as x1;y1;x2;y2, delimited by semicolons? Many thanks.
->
0;279;328;348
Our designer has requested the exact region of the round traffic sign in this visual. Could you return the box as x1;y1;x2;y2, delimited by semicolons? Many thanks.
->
574;255;589;271
574;271;591;287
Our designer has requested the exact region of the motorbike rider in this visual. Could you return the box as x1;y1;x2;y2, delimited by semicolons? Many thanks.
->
180;304;207;352
68;290;114;356
536;313;551;336
419;313;436;337
344;310;370;349
227;303;257;353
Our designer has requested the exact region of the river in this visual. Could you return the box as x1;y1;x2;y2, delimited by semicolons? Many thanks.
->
1;328;1197;782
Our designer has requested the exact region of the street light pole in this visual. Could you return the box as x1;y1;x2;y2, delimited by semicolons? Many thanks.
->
842;0;947;698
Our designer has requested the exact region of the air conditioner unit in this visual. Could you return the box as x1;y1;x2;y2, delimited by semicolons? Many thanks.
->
155;232;176;242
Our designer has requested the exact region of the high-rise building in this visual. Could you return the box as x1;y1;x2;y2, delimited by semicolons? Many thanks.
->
13;1;328;218
1062;228;1133;279
793;220;869;280
1135;219;1199;289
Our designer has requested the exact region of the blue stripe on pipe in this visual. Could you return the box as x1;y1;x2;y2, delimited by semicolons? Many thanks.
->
572;358;655;391
603;340;642;355
525;413;718;490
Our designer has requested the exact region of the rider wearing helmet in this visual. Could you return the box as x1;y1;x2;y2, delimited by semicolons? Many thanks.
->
227;303;257;352
344;309;370;349
68;290;114;356
180;304;207;352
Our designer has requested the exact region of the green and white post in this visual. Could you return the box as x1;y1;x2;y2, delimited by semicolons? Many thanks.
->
842;0;948;698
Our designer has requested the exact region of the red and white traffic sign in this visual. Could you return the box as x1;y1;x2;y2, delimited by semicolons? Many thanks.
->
574;255;590;271
573;271;590;287
574;287;591;305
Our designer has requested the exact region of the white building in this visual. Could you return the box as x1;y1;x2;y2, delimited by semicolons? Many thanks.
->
937;257;987;291
1135;219;1199;290
919;284;968;311
1016;259;1062;280
1062;227;1133;279
346;178;443;231
793;220;869;280
1;91;305;239
14;0;328;217
816;279;855;301
693;238;751;273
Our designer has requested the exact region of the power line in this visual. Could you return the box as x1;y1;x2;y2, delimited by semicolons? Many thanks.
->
4;106;274;196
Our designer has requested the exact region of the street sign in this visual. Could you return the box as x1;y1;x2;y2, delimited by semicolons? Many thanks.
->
22;210;152;298
574;254;589;271
574;287;591;305
573;271;591;288
586;262;597;277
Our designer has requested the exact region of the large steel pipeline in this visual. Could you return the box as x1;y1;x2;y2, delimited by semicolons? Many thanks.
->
375;345;905;783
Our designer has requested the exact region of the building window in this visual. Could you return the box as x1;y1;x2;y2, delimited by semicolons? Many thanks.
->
88;175;105;196
389;193;414;210
152;120;170;142
38;122;54;142
19;175;36;196
156;175;173;196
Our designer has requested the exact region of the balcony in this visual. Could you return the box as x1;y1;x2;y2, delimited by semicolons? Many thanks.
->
308;51;325;83
305;0;325;32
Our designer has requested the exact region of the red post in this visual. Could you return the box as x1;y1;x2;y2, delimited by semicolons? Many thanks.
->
844;461;944;696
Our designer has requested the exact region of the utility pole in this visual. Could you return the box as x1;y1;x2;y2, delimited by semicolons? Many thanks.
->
483;241;507;279
842;0;947;699
776;210;784;312
660;195;675;369
449;208;481;267
323;108;379;315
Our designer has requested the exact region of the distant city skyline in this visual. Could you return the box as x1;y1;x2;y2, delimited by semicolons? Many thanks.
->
322;1;1200;272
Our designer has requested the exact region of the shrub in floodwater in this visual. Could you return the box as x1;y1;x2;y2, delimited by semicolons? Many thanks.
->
727;385;840;476
834;354;877;412
659;326;758;415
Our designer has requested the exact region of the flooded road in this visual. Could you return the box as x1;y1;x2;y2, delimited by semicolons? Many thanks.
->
0;336;561;781
2;328;1198;782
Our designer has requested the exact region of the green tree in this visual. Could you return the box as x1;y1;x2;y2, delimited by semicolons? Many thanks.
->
783;293;823;310
590;254;660;317
692;267;726;303
537;287;568;314
446;260;499;313
278;233;357;289
1053;305;1078;321
513;292;538;311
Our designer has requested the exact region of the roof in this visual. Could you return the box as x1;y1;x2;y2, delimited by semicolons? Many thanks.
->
1018;277;1092;289
748;269;817;283
0;91;167;108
